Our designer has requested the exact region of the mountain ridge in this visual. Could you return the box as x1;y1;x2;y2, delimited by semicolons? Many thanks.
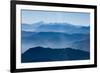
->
22;22;90;34
21;32;90;53
22;46;90;63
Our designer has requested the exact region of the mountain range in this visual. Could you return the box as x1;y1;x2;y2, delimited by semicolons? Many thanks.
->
22;22;90;34
22;47;90;63
21;22;90;62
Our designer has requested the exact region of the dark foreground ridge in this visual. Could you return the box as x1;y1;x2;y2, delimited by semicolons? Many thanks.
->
21;46;90;63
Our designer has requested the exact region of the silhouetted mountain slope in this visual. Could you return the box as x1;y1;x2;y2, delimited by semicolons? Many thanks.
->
22;47;90;63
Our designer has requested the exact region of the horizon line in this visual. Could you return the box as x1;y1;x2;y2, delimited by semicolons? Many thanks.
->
21;21;90;27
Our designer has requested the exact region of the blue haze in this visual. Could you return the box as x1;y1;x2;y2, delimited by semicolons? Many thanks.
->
21;10;90;62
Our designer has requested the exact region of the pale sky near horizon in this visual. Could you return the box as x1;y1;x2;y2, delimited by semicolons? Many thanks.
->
21;10;90;26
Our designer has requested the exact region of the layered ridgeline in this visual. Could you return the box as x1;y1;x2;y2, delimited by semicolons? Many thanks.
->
21;22;90;62
22;22;89;34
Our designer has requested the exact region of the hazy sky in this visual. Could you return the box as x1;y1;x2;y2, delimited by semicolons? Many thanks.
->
21;10;90;26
